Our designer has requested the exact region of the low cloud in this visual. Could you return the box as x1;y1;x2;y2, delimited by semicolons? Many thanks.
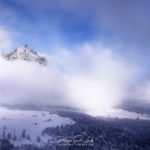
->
0;58;67;107
0;43;138;114
53;44;137;112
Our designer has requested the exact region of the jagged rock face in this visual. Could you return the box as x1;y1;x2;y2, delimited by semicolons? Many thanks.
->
3;45;47;65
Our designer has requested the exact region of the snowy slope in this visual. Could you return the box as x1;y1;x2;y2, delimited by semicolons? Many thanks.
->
0;107;74;146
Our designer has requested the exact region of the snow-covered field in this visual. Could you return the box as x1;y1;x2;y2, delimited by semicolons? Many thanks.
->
0;107;74;146
89;108;150;120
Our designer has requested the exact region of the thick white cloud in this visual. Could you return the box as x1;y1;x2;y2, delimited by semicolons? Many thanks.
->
0;58;67;107
0;43;137;114
53;44;137;112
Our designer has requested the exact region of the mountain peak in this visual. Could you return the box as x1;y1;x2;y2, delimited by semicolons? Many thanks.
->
3;45;47;65
15;45;38;55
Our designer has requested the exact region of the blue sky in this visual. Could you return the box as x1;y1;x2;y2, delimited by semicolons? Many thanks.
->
0;0;150;62
0;0;100;50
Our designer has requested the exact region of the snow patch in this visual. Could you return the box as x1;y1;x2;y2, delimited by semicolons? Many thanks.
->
0;107;74;146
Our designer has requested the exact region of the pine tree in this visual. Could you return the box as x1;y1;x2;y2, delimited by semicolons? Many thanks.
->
21;129;26;139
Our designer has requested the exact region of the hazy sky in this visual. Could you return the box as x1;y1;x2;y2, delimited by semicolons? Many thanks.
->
0;0;150;114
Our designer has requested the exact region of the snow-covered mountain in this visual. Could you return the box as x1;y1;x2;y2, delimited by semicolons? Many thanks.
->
2;45;47;65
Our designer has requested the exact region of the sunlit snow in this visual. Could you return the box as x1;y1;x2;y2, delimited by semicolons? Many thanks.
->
0;107;74;146
89;108;150;120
